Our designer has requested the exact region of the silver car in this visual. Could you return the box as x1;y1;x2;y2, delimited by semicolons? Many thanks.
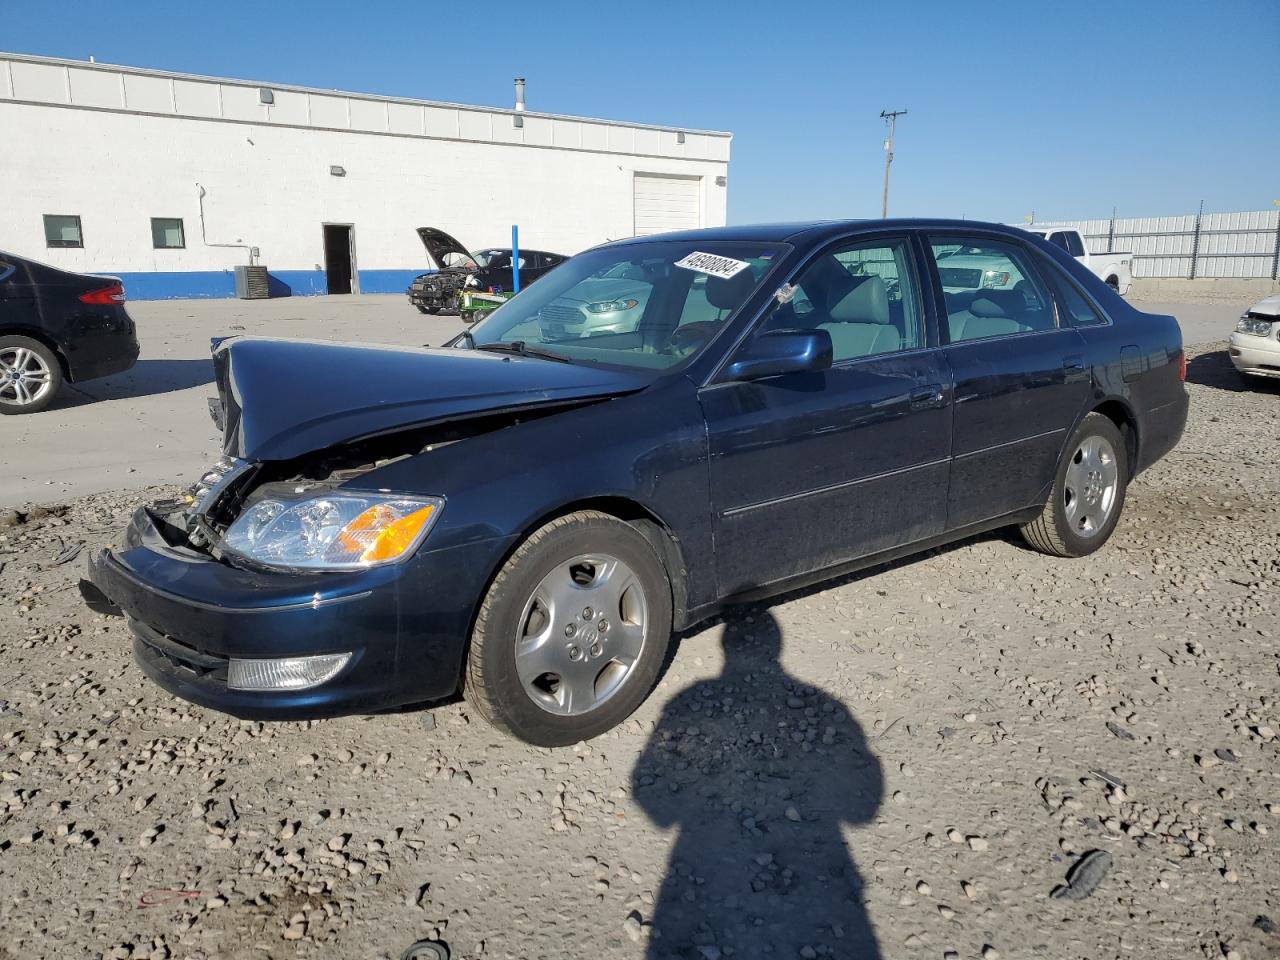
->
538;264;652;339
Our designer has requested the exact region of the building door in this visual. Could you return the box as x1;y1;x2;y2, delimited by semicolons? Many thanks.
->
323;224;356;294
633;174;701;236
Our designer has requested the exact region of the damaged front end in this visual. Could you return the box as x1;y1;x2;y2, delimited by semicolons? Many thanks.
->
407;226;479;314
408;270;470;314
153;407;546;569
83;418;518;718
84;333;645;717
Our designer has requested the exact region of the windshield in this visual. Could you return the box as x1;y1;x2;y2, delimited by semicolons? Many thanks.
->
470;249;504;268
463;240;787;370
439;250;479;270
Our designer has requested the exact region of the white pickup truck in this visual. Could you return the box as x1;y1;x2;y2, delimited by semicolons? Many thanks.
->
1013;226;1133;295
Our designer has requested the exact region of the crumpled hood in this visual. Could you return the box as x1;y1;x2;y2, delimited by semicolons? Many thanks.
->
1247;293;1280;317
416;227;473;269
212;337;647;461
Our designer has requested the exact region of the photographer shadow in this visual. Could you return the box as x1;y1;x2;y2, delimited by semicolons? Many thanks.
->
632;610;883;959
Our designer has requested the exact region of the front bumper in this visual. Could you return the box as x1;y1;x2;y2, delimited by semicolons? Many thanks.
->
87;506;507;719
1229;330;1280;379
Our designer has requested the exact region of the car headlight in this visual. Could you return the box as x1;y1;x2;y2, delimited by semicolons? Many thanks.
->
585;298;639;314
1236;316;1275;337
223;493;444;570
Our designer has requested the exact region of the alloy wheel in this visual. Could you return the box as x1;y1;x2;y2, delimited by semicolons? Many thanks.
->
0;345;54;408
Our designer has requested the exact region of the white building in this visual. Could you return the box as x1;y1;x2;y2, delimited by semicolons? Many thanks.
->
0;53;731;299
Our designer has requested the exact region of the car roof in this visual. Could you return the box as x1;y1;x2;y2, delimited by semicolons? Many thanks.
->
476;247;562;256
598;219;1033;249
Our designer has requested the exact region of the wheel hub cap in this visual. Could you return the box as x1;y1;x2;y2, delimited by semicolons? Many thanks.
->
1063;435;1119;538
514;554;648;717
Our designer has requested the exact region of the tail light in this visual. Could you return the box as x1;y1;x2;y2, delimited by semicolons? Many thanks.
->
79;282;125;304
1178;350;1186;382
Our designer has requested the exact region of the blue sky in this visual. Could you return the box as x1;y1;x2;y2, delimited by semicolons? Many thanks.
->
5;0;1276;224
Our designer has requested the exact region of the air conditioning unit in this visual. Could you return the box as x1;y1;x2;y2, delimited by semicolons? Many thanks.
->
234;264;269;299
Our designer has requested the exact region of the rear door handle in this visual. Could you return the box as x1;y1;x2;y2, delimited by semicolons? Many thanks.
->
1063;355;1085;370
910;384;946;410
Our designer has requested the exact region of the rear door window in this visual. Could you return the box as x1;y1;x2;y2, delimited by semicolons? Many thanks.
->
1041;262;1107;327
1047;232;1071;252
928;237;1057;342
1063;232;1086;257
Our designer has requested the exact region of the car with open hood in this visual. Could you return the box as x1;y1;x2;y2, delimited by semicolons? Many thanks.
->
406;227;566;315
85;220;1188;746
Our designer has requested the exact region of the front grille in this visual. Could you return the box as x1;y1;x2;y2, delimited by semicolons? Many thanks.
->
539;302;584;326
938;267;984;288
133;620;229;683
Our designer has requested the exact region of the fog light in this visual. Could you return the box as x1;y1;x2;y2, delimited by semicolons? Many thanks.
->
227;653;352;691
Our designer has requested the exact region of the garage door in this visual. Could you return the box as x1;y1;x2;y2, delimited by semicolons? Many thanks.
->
633;174;702;236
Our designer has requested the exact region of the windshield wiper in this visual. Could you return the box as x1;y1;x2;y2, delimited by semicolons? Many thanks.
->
475;340;572;364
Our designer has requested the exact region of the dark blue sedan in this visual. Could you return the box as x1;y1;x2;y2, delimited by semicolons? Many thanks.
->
86;221;1188;745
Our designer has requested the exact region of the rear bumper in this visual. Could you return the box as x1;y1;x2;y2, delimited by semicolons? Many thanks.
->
1137;390;1189;473
63;307;140;383
70;334;139;382
87;506;507;719
1229;332;1280;378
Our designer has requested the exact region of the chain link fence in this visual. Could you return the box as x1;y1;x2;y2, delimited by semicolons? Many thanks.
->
1030;208;1280;280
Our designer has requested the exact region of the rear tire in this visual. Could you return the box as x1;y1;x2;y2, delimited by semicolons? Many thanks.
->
1020;413;1127;557
414;304;431;315
0;336;62;415
465;511;673;746
1106;276;1120;294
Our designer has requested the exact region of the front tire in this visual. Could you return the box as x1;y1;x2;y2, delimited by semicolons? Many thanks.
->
1020;413;1127;557
465;511;673;746
0;336;62;415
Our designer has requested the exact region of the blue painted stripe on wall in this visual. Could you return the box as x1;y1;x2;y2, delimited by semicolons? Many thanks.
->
112;268;431;300
358;269;427;294
114;271;236;299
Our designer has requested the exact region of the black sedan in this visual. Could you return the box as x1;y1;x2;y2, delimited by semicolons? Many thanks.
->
86;220;1187;746
0;251;140;413
407;226;565;314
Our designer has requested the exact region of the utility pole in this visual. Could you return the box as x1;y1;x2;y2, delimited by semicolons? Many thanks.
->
879;109;907;218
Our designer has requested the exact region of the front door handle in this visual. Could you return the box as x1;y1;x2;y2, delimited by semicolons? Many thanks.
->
909;384;946;410
1063;355;1085;370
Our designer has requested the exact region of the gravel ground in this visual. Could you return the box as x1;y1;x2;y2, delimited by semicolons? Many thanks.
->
1;343;1277;960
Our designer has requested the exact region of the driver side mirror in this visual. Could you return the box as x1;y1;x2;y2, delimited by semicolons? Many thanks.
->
723;328;833;382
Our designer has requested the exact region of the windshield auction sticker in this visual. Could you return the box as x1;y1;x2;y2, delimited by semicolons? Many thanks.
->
674;251;751;279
